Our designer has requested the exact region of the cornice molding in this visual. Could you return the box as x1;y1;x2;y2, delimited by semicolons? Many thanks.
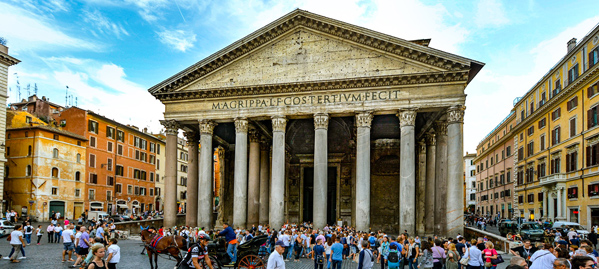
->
149;9;480;96
0;52;20;66
154;71;469;101
513;63;599;134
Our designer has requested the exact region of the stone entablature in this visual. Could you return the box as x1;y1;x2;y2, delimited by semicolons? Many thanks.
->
149;10;481;96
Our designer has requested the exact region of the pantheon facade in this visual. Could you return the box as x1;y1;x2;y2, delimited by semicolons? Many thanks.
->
149;9;483;236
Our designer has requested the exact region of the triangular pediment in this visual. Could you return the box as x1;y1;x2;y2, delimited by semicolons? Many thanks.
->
149;9;484;96
182;29;438;91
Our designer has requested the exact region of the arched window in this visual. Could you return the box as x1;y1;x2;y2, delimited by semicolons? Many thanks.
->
53;148;59;158
28;145;32;156
52;167;59;178
75;171;81;181
26;165;32;176
76;153;81;163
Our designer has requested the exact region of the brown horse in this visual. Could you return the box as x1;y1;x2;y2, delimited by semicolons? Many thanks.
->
140;227;188;269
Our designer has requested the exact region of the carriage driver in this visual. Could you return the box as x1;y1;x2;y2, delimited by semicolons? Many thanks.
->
179;233;214;269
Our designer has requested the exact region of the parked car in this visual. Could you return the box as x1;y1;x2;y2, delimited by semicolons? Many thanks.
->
110;215;131;222
498;219;518;237
0;220;15;237
552;221;590;238
519;222;545;241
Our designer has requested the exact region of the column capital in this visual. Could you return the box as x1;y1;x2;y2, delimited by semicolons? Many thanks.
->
398;109;417;126
314;113;329;130
272;116;287;132
160;120;180;135
184;130;199;145
260;138;270;151
435;121;448;136
447;105;465;124
235;118;249;133
249;126;261;143
216;145;225;156
419;139;426;153
425;133;436;145
355;111;373;128
199;120;217;134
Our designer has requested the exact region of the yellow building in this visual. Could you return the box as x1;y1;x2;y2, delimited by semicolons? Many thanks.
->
512;25;599;228
4;110;87;221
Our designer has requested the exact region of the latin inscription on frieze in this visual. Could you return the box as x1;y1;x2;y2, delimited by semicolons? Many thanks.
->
211;90;401;110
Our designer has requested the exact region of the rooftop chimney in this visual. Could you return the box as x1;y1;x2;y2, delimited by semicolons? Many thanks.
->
567;38;577;53
0;44;7;54
143;127;148;133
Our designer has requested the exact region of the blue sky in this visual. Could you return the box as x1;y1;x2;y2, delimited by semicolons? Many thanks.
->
1;0;599;153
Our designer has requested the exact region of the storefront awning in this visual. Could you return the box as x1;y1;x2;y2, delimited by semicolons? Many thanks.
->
132;204;140;208
90;205;103;209
117;204;128;209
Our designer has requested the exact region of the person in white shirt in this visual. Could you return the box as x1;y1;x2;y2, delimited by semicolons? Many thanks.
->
9;224;26;263
62;224;75;262
56;211;61;219
267;241;286;269
54;225;63;243
530;244;556;269
74;226;82;265
106;238;121;269
23;222;33;245
567;229;578;240
36;225;43;245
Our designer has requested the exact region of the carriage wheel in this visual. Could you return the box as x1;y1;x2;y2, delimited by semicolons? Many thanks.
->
237;255;266;269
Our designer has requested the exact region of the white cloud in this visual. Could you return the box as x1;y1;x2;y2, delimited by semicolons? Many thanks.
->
474;0;510;28
82;10;130;39
156;29;197;52
39;57;165;132
124;0;169;22
0;2;99;53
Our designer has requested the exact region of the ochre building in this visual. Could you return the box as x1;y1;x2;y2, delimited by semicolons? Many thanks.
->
5;111;86;221
510;24;599;228
149;10;484;235
474;112;517;219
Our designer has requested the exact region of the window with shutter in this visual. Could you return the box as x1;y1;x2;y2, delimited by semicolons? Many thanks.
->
590;48;599;67
570;118;576;137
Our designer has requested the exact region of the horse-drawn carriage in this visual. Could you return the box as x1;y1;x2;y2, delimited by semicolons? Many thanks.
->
208;235;269;269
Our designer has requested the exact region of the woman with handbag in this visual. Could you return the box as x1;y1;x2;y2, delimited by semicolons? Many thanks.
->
482;242;498;269
417;241;433;269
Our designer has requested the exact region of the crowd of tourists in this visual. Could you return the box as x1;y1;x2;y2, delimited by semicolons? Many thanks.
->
1;216;121;268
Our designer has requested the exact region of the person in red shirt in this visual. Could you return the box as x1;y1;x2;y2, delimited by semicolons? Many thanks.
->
482;242;498;269
158;227;164;236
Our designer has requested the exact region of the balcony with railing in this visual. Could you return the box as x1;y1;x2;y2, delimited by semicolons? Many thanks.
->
540;173;567;185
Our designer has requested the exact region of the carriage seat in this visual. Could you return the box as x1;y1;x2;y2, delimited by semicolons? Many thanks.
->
238;235;268;250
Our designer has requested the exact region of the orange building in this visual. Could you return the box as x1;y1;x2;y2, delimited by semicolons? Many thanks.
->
57;107;161;215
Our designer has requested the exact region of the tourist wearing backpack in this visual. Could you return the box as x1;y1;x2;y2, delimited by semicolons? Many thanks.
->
23;222;33;245
358;241;374;269
387;244;401;269
313;239;326;269
418;241;434;269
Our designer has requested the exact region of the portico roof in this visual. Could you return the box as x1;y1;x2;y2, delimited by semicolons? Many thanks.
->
148;9;484;99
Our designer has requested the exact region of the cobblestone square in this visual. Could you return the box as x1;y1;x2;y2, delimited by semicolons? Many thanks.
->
0;237;514;269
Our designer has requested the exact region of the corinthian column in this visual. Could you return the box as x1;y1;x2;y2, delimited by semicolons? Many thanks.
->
355;111;373;232
416;139;426;236
160;120;179;228
259;139;270;224
313;113;329;229
233;118;249;228
270;116;287;229
425;133;436;235
185;130;200;227
446;105;465;236
247;127;261;227
198;120;216;229
435;121;448;236
399;109;417;235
